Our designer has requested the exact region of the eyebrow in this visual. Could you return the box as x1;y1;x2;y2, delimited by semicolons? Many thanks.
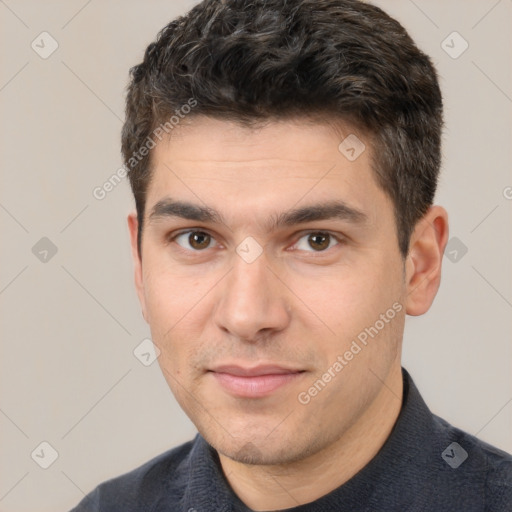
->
148;197;368;230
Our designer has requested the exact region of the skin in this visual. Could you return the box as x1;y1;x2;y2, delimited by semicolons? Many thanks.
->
128;116;449;510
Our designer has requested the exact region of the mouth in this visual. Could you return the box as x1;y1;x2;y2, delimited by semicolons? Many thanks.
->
208;364;306;398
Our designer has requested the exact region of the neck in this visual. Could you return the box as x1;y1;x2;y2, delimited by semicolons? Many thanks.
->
219;365;404;511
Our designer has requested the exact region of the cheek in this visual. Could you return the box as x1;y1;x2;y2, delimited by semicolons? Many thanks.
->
142;255;203;325
142;261;216;364
303;257;403;348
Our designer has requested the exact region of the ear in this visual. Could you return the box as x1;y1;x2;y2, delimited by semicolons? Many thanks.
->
404;205;449;316
127;211;148;323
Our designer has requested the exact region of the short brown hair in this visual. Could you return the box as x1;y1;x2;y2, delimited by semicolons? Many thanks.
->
121;0;443;258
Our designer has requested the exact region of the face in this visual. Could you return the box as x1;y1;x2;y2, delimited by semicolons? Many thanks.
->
129;116;409;465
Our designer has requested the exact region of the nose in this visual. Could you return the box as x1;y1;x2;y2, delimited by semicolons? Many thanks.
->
213;247;291;342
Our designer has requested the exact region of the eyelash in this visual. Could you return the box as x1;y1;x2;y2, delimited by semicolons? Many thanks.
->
168;229;345;257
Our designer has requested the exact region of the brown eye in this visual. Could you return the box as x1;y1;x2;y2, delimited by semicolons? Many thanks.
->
293;231;340;253
307;232;331;251
188;232;211;250
175;231;213;250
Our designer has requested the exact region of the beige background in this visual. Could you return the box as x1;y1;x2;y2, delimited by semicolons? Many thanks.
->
0;1;511;511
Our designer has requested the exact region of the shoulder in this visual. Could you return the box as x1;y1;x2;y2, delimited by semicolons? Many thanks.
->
483;441;512;511
69;435;198;512
431;413;512;510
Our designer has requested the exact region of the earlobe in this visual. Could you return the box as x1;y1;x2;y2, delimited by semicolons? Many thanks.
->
127;211;148;323
404;206;449;316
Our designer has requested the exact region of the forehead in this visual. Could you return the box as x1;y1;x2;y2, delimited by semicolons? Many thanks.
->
144;116;391;230
152;116;367;166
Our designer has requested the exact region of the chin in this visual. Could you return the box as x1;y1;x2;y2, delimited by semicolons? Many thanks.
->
201;422;324;467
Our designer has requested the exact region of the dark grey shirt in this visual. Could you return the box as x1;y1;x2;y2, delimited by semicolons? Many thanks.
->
71;369;512;511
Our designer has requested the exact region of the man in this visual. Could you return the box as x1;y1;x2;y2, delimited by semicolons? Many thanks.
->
72;0;512;510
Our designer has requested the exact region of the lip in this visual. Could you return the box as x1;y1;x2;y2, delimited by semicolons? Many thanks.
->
209;364;305;398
